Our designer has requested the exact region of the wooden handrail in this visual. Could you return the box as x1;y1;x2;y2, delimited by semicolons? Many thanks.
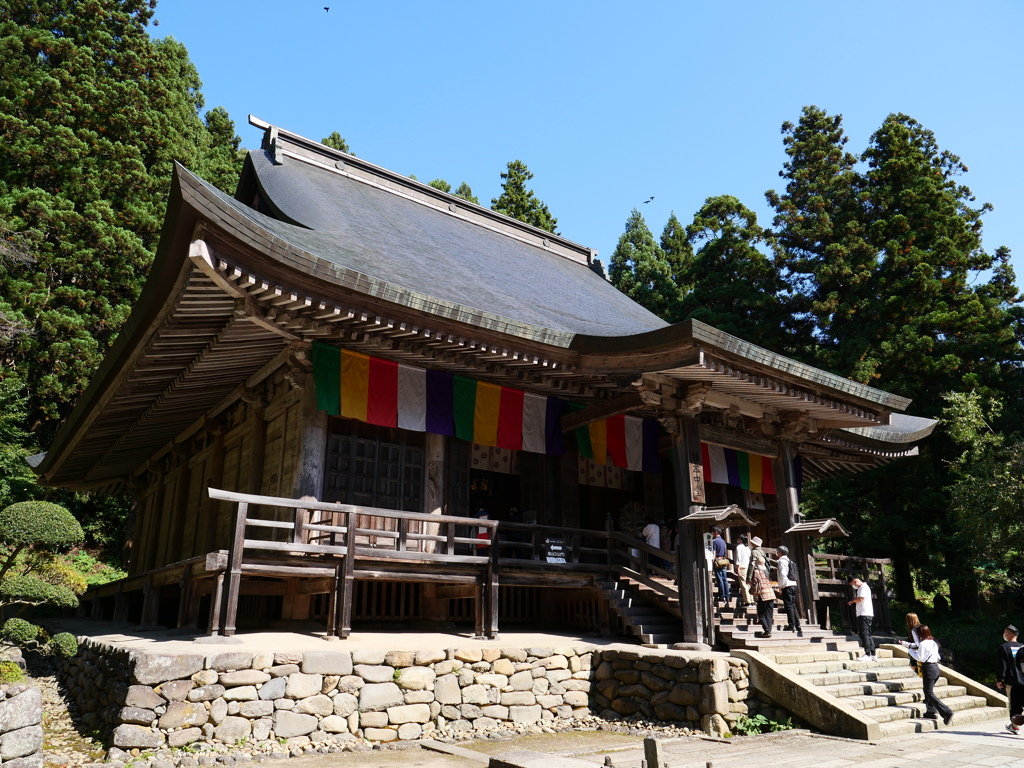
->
208;488;499;530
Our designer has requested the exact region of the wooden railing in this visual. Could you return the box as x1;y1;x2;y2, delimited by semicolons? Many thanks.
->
809;552;892;632
207;488;499;638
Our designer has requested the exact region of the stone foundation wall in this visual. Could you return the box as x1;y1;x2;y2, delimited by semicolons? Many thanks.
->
591;647;786;736
0;684;44;768
59;639;788;751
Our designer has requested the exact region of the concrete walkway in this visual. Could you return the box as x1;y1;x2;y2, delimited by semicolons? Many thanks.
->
280;719;1024;768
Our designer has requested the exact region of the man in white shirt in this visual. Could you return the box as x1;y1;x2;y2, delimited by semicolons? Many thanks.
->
847;576;876;661
776;545;802;637
734;535;753;606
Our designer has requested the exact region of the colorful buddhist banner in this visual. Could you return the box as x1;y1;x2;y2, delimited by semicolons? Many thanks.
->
700;443;777;494
312;343;662;470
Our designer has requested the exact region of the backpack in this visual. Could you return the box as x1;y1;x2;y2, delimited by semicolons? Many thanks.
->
787;558;798;584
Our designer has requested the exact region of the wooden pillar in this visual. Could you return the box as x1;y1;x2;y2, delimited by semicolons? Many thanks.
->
202;422;226;556
672;414;708;645
140;576;159;627
643;472;664;523
171;447;191;563
559;448;580;529
112;582;128;623
333;509;355;638
423;433;446;553
772;441;816;625
246;394;268;495
293;372;327;503
221;500;248;636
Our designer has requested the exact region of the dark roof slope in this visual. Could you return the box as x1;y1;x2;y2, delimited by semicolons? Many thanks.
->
240;148;667;338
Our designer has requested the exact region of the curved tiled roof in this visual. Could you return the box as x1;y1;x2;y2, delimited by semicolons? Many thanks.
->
242;148;668;339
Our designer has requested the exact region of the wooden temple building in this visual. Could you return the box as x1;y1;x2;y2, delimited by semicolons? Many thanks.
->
31;118;935;646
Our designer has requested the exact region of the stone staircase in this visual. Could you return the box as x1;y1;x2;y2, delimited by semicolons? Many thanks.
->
745;646;1006;739
713;602;862;653
600;576;685;645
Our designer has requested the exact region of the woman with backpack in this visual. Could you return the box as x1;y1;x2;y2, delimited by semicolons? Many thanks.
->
748;550;776;638
776;545;802;637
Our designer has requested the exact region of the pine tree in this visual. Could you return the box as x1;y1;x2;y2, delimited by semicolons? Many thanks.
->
427;179;451;193
321;131;353;155
490;160;558;233
608;209;677;317
453;182;479;205
670;196;789;349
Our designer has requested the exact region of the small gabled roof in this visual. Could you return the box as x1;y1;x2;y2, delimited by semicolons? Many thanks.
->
785;518;851;538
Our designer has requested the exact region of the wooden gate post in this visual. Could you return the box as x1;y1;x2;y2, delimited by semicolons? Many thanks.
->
486;537;500;639
333;509;355;638
221;501;247;636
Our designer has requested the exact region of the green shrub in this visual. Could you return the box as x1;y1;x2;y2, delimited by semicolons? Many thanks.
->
1;618;37;645
1;575;77;609
730;714;794;736
0;661;23;684
48;632;77;658
0;502;83;548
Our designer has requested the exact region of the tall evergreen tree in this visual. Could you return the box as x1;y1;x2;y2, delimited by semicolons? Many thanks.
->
765;106;873;365
0;1;232;428
669;196;789;349
427;179;451;193
195;106;245;195
773;108;1024;609
321;131;353;155
490;160;558;233
453;182;479;205
608;209;677;318
659;211;693;293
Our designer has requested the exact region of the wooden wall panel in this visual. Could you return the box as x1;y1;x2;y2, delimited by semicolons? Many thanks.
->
216;441;241;550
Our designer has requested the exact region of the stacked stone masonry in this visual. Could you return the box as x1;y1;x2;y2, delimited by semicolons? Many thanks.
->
60;640;786;749
0;684;44;768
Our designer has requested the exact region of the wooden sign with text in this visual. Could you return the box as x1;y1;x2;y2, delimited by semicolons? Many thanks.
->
689;458;706;505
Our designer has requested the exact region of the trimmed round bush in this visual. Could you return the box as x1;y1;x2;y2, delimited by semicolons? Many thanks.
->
0;501;83;547
1;618;37;645
1;575;78;609
48;632;77;658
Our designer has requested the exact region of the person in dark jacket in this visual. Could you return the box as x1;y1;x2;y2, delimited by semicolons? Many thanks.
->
997;625;1024;734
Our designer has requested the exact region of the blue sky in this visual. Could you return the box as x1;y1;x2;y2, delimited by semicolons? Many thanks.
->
155;0;1024;280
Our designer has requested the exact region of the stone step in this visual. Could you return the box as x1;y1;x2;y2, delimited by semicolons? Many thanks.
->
819;674;955;697
799;666;920;686
842;685;970;710
764;648;894;664
719;635;864;653
862;694;993;724
875;706;1007;738
779;658;907;675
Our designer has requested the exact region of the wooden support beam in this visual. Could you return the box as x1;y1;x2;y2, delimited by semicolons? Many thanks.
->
560;392;645;432
672;415;707;645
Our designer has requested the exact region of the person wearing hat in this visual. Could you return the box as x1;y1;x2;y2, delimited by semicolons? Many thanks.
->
997;624;1024;734
748;550;776;638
